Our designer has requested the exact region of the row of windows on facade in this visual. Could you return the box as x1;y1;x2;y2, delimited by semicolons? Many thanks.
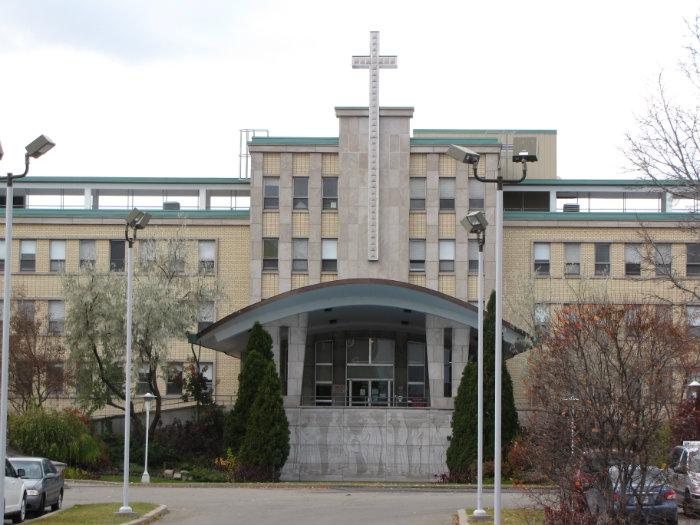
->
262;238;338;272
533;303;700;329
0;300;217;335
0;239;218;274
137;362;214;397
532;242;700;277
262;177;485;212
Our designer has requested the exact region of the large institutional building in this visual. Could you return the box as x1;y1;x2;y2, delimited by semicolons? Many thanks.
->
3;33;698;481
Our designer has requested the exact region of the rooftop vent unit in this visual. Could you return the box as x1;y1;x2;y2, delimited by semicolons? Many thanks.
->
563;203;580;213
163;201;180;211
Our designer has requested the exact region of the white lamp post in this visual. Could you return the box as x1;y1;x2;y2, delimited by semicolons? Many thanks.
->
141;392;155;484
460;210;488;520
448;145;536;524
0;135;54;515
562;396;579;456
118;208;151;515
688;380;700;399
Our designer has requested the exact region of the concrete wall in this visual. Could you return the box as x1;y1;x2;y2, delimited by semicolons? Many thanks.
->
281;407;452;481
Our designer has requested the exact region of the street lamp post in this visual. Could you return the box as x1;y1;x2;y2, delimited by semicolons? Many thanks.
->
447;145;536;524
118;208;151;515
0;135;54;515
460;210;488;520
687;380;700;400
562;396;579;456
141;392;155;484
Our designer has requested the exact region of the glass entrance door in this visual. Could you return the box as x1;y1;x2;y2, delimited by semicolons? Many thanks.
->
349;380;369;406
347;379;393;406
370;380;392;406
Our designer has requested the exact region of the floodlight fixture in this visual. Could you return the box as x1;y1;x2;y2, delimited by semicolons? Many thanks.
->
446;144;480;165
24;135;55;159
126;208;151;230
460;210;488;234
512;150;538;164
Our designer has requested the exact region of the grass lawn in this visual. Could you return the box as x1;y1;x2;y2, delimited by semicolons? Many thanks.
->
462;508;544;524
36;503;158;524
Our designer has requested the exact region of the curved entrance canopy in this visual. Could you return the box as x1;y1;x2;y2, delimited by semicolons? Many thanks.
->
193;279;526;356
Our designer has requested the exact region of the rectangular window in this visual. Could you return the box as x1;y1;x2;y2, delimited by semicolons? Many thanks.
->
625;244;641;276
19;301;35;321
688;244;700;276
110;240;125;272
199;362;214;394
198;302;215;332
136;364;150;395
49;240;66;272
534;242;550;276
139;238;156;266
263;177;279;209
20;240;36;272
410;178;426;210
321;238;338;272
534;304;549;327
443;328;453;398
439;178;456;210
48;300;65;334
564;243;581;276
279;326;288;396
595;243;611;276
322;177;338;210
262;238;278;271
198;240;216;274
407;341;426;402
315;340;333;405
655;243;672;276
0;240;5;272
439;240;455;272
468;239;479;274
409;239;426;272
47;362;64;395
165;363;183;396
292;238;308;272
168;240;186;274
468;179;484;210
79;240;96;269
292;177;308;210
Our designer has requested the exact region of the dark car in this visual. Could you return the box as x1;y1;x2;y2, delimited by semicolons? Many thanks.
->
8;457;63;515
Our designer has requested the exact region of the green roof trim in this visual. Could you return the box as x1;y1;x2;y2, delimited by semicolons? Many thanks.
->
516;179;684;187
249;137;339;146
505;211;695;222
414;129;557;135
18;177;249;185
410;138;500;146
10;209;249;219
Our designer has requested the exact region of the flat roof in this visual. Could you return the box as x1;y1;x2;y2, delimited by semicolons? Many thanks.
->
15;177;249;185
6;209;250;219
410;138;500;146
504;211;696;222
414;129;557;135
515;178;678;187
249;137;339;146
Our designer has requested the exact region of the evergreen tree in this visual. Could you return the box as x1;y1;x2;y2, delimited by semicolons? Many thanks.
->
235;360;290;481
223;322;274;453
446;290;520;481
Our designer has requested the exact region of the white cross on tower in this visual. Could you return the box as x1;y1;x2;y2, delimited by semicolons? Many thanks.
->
352;31;397;261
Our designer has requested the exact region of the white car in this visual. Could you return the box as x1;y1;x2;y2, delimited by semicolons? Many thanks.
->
4;460;26;523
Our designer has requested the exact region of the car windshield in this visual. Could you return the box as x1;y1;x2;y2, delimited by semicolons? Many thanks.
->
11;461;42;479
609;466;666;490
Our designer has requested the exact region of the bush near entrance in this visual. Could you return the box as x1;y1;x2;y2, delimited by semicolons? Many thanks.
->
446;291;520;482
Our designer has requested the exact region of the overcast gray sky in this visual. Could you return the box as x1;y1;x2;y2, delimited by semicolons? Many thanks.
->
0;0;698;180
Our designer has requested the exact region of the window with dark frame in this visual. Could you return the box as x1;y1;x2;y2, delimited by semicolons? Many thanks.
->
468;179;484;210
136;364;150;395
0;239;5;272
139;239;156;266
315;340;333;405
198;240;216;274
292;177;309;210
439;240;455;272
48;300;65;334
20;240;36;272
198;302;215;332
625;244;641;276
443;327;453;398
199;362;214;393
321;238;338;271
410;178;426;210
49;240;66;272
407;341;426;402
292;238;308;272
263;177;279;209
262;238;279;270
47;362;64;395
468;239;479;274
533;242;550;276
409;239;426;272
166;363;183;396
564;243;581;276
688;244;700;276
595;243;611;276
439;178;455;210
322;177;338;210
79;240;96;269
280;326;288;396
655;243;672;276
110;240;125;272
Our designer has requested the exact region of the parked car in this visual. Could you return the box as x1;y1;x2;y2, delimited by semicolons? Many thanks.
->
8;457;63;516
668;441;700;516
585;466;677;524
3;459;26;523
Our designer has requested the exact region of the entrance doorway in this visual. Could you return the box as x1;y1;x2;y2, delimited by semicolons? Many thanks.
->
347;379;394;406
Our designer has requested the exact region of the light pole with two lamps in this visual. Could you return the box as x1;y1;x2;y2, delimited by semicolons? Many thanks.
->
447;144;536;525
460;210;488;520
118;208;151;516
0;135;55;514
